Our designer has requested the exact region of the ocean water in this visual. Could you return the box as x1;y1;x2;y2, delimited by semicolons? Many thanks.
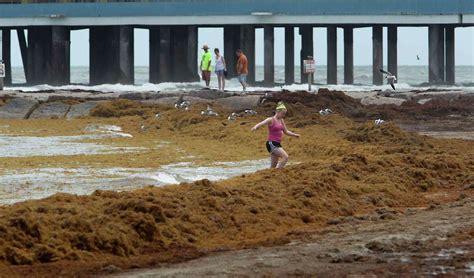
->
7;65;473;92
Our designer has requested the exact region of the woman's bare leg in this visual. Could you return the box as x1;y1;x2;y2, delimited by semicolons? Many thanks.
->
221;76;225;91
273;148;289;168
217;75;222;90
270;153;279;168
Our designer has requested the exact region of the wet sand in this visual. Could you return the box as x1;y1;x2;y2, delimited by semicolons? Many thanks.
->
0;89;472;277
113;196;474;277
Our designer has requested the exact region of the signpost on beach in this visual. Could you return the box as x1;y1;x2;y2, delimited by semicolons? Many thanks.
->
303;57;315;91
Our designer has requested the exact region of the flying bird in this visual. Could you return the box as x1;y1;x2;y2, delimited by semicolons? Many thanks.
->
379;69;397;90
416;55;420;60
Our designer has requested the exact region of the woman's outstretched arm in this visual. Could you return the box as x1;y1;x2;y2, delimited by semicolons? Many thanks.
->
251;117;272;131
282;120;300;138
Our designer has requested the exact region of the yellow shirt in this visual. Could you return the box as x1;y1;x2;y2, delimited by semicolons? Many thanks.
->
201;51;212;71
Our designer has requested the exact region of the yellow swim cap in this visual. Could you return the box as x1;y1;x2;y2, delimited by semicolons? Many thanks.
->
276;102;287;111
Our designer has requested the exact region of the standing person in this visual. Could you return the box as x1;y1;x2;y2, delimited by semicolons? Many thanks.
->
251;102;300;168
214;48;227;91
200;44;212;88
235;49;248;92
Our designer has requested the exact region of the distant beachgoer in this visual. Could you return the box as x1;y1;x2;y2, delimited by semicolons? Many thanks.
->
200;44;212;88
251;102;300;168
235;49;248;92
214;48;227;91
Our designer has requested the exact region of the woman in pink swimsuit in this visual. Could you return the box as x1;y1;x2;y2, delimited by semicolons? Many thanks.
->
251;102;300;168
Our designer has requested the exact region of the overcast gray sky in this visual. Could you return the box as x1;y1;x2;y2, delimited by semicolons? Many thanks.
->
8;27;474;67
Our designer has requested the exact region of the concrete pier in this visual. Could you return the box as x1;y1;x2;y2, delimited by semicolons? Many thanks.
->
119;26;134;84
327;26;337;84
299;26;313;84
264;26;274;85
387;26;397;80
372;26;383;85
344;27;354;85
1;28;12;86
149;26;160;83
150;26;172;83
240;25;255;84
171;26;198;82
151;26;198;83
438;26;445;83
445;26;455;85
284;26;294;85
27;27;52;85
0;0;470;87
428;25;443;83
26;26;70;86
51;27;70;85
224;26;240;78
185;26;198;82
16;28;28;83
90;26;134;85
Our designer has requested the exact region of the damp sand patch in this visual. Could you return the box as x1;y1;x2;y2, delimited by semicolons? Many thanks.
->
0;124;139;158
0;159;268;204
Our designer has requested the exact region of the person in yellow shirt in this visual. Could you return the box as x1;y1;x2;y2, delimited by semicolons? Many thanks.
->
200;44;212;88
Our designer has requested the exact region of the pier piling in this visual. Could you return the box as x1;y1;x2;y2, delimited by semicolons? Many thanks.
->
429;25;443;83
445;26;455;85
372;26;383;85
284;26;295;85
344;27;354;85
224;26;241;79
1;29;12;86
240;25;255;84
264;26;275;85
90;26;133;85
387;26;398;82
327;26;337;84
51;26;70;86
299;26;313;84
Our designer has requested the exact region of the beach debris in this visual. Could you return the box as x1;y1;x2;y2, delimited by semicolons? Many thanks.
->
201;105;219;117
174;96;191;111
374;119;385;125
379;69;397;90
140;124;147;131
244;109;257;115
155;113;161;119
319;108;333;115
227;112;239;121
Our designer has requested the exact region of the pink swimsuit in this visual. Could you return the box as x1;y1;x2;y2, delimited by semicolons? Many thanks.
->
268;117;284;143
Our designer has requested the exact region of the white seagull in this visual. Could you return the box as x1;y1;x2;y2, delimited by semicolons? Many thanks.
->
244;109;257;115
374;119;385;125
201;105;219;116
319;108;333;115
379;69;397;90
174;97;191;110
227;112;239;121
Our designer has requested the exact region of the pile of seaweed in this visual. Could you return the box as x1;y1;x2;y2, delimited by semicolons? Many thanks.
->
0;90;472;275
0;120;471;267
